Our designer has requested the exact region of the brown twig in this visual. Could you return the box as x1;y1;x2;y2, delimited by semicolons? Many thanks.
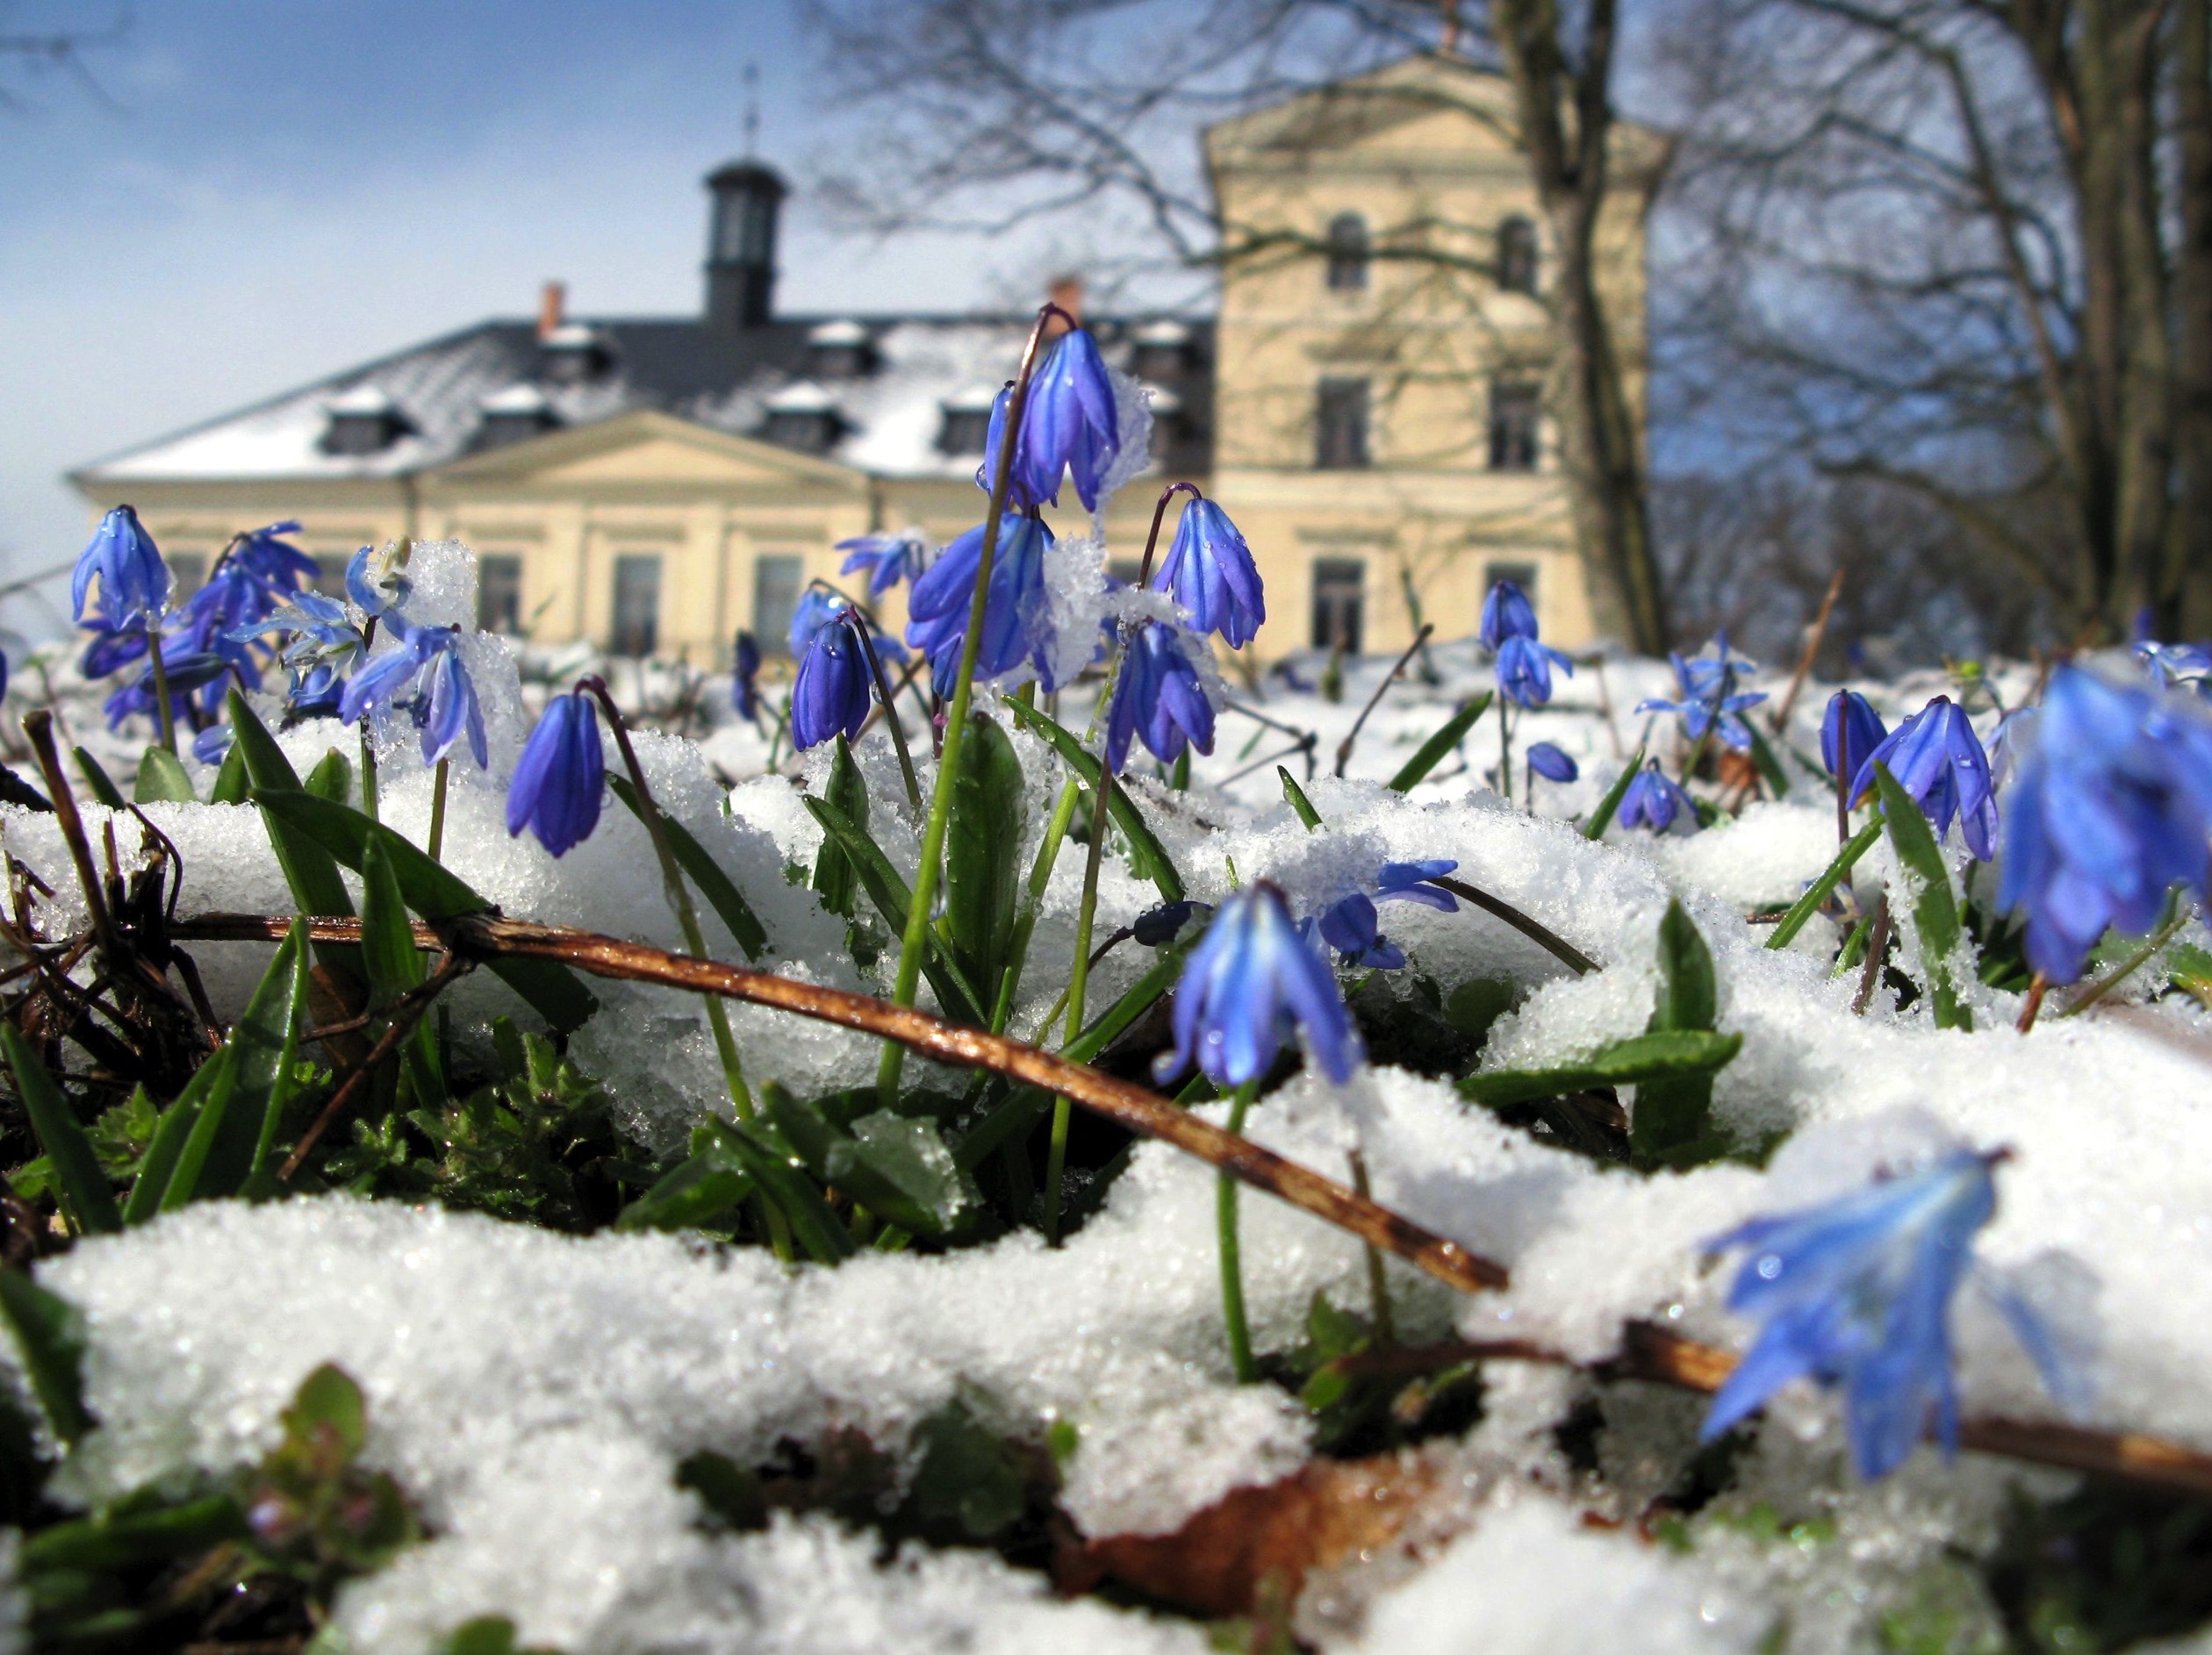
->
1853;897;1892;1015
1769;568;1845;734
1335;624;1434;778
1432;876;1597;975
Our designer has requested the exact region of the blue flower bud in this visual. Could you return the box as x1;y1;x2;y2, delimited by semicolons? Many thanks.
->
1820;690;1886;783
1151;499;1264;648
790;613;873;750
1156;883;1362;1088
1526;742;1578;783
507;691;606;857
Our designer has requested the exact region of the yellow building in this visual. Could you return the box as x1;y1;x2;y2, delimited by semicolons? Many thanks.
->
71;54;1656;661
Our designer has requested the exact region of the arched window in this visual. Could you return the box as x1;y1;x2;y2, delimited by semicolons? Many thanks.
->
1497;215;1539;295
1325;211;1369;291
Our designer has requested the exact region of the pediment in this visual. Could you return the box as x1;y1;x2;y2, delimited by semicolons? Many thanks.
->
427;410;864;491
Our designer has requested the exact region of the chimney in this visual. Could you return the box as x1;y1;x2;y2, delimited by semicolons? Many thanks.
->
1045;274;1083;340
538;281;566;340
704;161;788;333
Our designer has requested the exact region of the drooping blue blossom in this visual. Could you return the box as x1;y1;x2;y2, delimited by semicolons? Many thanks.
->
507;691;606;857
1105;620;1217;773
732;631;764;721
192;724;235;765
905;513;1058;692
1526;742;1578;784
837;531;927;598
233;589;370;717
1479;580;1539;648
174;564;284;714
1312;861;1460;970
790;613;874;750
1132;899;1212;948
1151;498;1264;648
1821;690;1887;784
345;545;411;620
788;587;907;669
79;615;154;681
1848;696;1998;861
103;649;233;735
1638;634;1767;752
1155;883;1363;1088
978;329;1122;512
2137;640;2212;697
227;521;319;597
1998;665;2212;983
73;505;171;627
1495;635;1574;708
339;615;488;768
1618;764;1698;835
1701;1148;2068;1480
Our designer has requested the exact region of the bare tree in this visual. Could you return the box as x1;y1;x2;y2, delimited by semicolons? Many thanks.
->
0;5;128;111
800;0;1675;651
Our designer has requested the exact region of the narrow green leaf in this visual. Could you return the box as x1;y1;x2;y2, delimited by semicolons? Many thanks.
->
1764;816;1883;949
1061;942;1187;1064
71;747;126;809
1636;900;1722;1166
253;788;597;1035
721;1119;858;1264
0;1024;120;1236
943;713;1024;1017
808;735;868;918
0;1270;92;1442
953;1085;1051;1175
22;1491;246;1569
124;1051;231;1225
608;777;770;961
360;835;442;1107
1456;1028;1743;1107
208;739;250;805
801;794;988;1025
1650;899;1717;1033
304;746;353;804
1386;692;1494;792
168;921;307;1205
1583;745;1646;839
1746;724;1791;799
229;691;367;995
1004;698;1183;902
245;921;313;1188
133;745;197;805
763;1085;966;1235
615;1148;756;1232
1872;762;1972;1030
1279;765;1323;829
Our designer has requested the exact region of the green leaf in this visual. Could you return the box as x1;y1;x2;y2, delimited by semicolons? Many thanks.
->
361;834;443;1108
1583;746;1647;839
761;1086;968;1236
1635;900;1722;1167
1746;723;1791;799
168;921;308;1205
253;788;597;1035
808;735;868;918
1279;765;1323;829
71;747;126;809
719;1118;858;1264
608;777;771;961
23;1491;246;1571
207;738;250;805
801;793;988;1025
245;921;315;1189
123;1049;233;1225
230;691;357;925
943;713;1024;1017
1872;763;1972;1030
1;1022;120;1236
0;1270;92;1442
1456;1028;1744;1107
1004;698;1183;902
614;1146;756;1232
1764;816;1884;949
908;1398;1026;1541
284;1362;368;1458
1386;693;1494;792
133;744;197;805
1061;942;1187;1064
304;746;353;804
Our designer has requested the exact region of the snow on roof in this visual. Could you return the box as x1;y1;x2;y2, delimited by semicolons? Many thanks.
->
76;313;1215;488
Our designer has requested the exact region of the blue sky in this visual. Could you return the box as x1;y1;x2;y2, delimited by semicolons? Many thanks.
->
0;0;1099;609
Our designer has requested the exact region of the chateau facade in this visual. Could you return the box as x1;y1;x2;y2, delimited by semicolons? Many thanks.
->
72;54;1658;662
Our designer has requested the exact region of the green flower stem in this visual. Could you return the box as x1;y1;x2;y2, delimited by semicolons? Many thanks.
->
359;728;380;823
146;625;177;755
845;610;923;816
1217;1079;1261;1384
1497;696;1512;797
2059;901;2196;1019
426;756;450;863
877;303;1068;1105
1764;815;1883;949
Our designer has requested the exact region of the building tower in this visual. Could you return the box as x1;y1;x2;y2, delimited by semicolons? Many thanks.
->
704;161;786;332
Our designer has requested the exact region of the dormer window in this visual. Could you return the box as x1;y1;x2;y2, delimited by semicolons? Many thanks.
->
1497;216;1540;295
937;385;997;455
1131;319;1193;382
539;322;610;385
807;319;877;379
475;383;560;451
1325;212;1370;291
1146;384;1185;460
761;381;844;455
320;385;411;456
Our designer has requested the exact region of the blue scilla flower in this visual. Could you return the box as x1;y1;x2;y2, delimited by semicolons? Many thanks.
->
979;329;1122;512
1106;620;1217;773
1527;742;1577;783
1701;1148;2068;1480
1479;580;1539;648
1151;498;1264;648
1639;634;1767;752
340;616;488;768
1496;634;1574;708
837;531;927;599
790;612;873;750
906;513;1058;692
1133;899;1213;948
507;691;606;857
1314;861;1460;970
732;631;764;721
1821;690;1887;783
228;521;319;596
104;650;233;735
234;589;369;710
2137;640;2212;697
74;505;171;627
1848;696;1998;861
192;723;234;765
345;545;410;620
1156;883;1362;1088
287;663;345;721
1998;665;2212;983
1618;763;1698;835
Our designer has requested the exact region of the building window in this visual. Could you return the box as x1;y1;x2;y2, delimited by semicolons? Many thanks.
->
752;555;804;656
479;555;523;634
168;553;208;599
1315;377;1370;469
1489;380;1542;471
763;407;841;455
1497;216;1539;295
937;397;995;455
1311;558;1365;655
1483;560;1540;622
310;557;349;600
611;554;661;657
1325;212;1370;291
